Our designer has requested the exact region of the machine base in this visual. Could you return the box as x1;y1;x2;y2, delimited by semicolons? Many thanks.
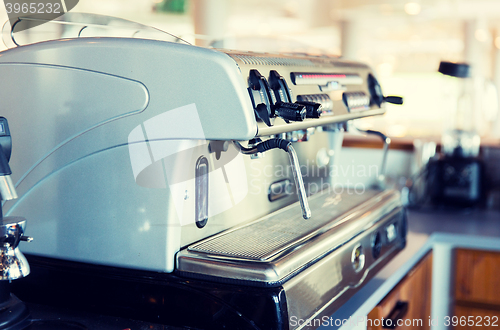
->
0;294;30;330
12;256;287;330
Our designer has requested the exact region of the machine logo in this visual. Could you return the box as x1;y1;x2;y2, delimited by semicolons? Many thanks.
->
2;0;78;32
127;103;248;227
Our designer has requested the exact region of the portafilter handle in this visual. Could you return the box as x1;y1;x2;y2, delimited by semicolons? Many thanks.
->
0;118;32;281
0;217;32;281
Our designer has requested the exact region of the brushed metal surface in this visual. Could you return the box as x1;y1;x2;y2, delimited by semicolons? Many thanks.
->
0;175;17;201
177;189;402;284
187;190;379;261
256;110;386;136
283;208;405;330
0;38;257;141
268;179;292;202
0;36;389;273
178;130;332;249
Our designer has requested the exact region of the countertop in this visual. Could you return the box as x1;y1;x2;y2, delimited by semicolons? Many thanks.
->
322;207;500;330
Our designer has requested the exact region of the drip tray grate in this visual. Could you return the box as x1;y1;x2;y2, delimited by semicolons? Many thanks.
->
188;190;380;261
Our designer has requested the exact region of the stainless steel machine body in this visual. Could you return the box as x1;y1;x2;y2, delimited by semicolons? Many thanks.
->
0;18;405;328
0;36;389;270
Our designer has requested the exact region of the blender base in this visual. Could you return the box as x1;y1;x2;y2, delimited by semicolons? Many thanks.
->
0;294;30;330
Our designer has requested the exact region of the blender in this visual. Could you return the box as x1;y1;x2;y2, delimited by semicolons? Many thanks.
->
426;61;484;207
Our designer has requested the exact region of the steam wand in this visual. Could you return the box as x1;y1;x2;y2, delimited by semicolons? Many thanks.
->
350;125;391;189
235;139;311;219
363;130;390;186
0;117;32;330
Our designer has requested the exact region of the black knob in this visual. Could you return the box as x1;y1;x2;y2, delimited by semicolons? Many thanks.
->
295;101;322;118
371;232;382;259
438;61;470;78
368;74;384;107
368;74;404;107
268;70;292;103
384;96;404;105
248;70;274;127
274;102;306;122
254;103;272;126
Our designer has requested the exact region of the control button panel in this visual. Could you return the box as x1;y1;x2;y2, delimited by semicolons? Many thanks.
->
227;50;390;137
248;70;319;126
290;72;363;86
297;94;333;113
268;70;292;103
342;92;370;112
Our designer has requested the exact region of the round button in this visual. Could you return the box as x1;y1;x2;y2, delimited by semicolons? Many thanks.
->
351;244;365;273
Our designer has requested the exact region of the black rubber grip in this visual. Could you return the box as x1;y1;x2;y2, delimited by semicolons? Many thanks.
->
256;138;291;153
384;96;404;105
274;102;306;122
295;101;322;118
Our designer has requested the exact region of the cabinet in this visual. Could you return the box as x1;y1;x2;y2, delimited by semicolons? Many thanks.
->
454;249;500;329
367;252;432;330
366;242;500;330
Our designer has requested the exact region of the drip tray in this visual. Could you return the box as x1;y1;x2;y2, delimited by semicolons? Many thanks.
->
176;189;405;287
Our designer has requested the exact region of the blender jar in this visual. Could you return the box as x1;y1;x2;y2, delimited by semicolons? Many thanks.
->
439;61;480;158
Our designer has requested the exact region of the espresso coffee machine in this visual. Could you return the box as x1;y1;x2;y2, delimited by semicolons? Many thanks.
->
0;14;406;329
